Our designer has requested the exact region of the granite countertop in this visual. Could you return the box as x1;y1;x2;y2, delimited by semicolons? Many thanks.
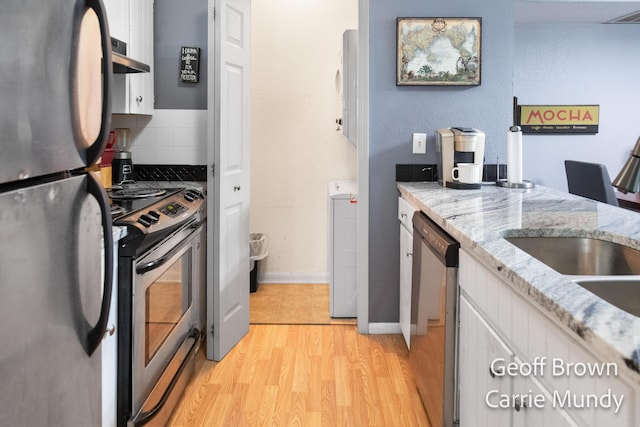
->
116;180;207;192
113;225;127;242
398;181;640;381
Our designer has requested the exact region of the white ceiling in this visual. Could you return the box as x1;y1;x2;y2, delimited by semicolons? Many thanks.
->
515;1;640;23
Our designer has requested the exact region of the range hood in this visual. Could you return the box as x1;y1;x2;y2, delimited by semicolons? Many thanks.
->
112;51;150;73
111;37;150;74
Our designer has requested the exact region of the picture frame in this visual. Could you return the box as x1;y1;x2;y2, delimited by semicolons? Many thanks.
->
396;17;482;86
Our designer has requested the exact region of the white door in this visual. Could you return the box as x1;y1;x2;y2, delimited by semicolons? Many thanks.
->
206;0;251;361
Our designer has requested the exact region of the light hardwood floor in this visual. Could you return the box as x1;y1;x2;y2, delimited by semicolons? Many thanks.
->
250;283;356;325
167;324;430;427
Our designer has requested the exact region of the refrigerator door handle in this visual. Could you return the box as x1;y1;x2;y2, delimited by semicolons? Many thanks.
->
86;173;114;356
84;0;113;167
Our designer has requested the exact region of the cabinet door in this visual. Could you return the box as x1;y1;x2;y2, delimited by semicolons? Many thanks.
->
460;248;638;427
512;363;579;427
104;0;130;43
399;224;412;349
101;239;119;427
127;0;154;114
459;293;513;427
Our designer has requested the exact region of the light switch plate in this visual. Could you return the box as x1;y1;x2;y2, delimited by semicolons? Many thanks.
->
412;133;427;154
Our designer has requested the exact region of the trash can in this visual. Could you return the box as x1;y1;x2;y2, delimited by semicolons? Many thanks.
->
250;233;268;292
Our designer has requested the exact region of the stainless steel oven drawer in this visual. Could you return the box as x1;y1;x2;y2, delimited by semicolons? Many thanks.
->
129;328;200;427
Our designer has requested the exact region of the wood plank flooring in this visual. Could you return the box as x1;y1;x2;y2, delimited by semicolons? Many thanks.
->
250;284;356;325
167;324;430;427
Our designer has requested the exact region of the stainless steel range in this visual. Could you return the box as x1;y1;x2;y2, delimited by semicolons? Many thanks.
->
112;183;206;427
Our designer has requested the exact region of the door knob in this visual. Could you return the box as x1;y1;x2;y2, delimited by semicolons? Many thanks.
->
136;96;143;103
234;186;241;191
489;365;504;378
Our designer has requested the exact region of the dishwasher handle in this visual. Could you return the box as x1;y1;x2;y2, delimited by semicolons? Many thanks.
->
412;212;459;267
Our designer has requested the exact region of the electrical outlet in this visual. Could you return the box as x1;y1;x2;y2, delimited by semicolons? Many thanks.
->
412;133;427;154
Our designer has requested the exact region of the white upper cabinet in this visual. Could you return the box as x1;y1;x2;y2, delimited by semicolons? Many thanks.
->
104;0;129;44
126;0;154;115
105;0;154;115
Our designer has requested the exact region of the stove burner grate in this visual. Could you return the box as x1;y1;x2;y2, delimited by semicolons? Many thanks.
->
110;204;126;217
110;187;168;200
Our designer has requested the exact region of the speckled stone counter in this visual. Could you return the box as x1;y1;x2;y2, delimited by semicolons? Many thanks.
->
113;225;127;242
398;181;640;381
111;180;206;192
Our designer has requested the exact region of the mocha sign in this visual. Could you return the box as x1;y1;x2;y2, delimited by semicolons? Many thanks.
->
518;105;599;134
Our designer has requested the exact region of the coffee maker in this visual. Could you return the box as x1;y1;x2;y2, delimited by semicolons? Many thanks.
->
436;127;485;188
111;128;134;185
112;151;134;184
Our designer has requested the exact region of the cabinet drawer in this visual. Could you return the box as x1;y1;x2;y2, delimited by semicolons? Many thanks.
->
398;197;417;232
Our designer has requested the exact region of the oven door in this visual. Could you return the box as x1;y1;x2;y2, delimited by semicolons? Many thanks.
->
131;220;202;423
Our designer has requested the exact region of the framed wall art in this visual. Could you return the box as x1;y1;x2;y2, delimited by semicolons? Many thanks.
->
396;17;482;86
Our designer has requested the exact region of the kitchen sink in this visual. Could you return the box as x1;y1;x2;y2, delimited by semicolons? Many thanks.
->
575;279;640;317
504;236;640;276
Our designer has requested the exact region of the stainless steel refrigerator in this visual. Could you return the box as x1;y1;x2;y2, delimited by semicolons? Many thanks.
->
0;1;114;425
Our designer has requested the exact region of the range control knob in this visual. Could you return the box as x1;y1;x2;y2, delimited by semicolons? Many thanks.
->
146;211;160;222
137;215;153;228
184;189;203;202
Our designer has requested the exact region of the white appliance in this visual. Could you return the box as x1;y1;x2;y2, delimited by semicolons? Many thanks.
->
328;180;358;317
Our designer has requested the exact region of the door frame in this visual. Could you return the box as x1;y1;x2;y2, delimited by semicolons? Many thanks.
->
356;0;369;333
206;0;371;338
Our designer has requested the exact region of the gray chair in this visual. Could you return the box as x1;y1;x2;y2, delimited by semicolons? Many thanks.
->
564;160;619;206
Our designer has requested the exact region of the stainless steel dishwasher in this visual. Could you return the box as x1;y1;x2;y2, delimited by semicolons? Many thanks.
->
410;211;460;427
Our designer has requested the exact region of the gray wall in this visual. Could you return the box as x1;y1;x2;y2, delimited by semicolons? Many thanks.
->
154;0;208;109
514;23;640;191
369;0;514;322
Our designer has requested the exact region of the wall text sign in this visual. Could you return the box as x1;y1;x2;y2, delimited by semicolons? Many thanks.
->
518;105;599;134
180;47;200;83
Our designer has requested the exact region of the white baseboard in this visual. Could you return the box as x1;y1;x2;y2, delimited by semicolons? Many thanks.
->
368;322;401;334
259;272;329;284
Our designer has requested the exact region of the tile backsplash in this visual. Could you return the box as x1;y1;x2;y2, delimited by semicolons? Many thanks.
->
396;164;438;182
111;109;207;165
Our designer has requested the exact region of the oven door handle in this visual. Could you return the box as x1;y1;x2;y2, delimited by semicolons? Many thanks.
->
135;221;201;275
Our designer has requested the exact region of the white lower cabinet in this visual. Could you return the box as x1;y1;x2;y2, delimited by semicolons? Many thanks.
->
398;197;416;349
512;361;579;427
460;293;578;426
459;294;513;427
458;249;637;427
102;232;120;427
399;224;412;348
